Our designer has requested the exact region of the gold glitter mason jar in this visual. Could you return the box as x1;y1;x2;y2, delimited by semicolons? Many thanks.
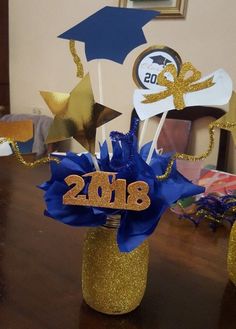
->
227;221;236;285
82;215;149;315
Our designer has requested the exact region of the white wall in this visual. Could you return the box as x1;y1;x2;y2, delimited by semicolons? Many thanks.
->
9;0;236;172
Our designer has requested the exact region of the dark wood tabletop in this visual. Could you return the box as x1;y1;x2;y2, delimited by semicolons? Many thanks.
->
0;156;235;329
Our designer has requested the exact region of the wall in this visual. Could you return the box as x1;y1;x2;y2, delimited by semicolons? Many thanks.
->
0;0;10;114
9;0;236;172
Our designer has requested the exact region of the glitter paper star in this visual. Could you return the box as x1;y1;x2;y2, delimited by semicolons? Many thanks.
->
40;74;121;154
215;91;236;144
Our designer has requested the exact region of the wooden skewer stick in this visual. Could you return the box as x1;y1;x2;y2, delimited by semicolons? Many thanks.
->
146;111;168;164
91;154;100;171
138;118;149;151
98;61;106;143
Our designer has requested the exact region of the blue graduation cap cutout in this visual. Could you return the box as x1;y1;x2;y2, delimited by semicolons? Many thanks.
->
58;6;159;64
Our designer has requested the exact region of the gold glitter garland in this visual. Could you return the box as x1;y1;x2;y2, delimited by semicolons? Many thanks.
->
156;121;236;181
1;121;235;180
142;63;215;110
69;40;84;78
0;138;60;168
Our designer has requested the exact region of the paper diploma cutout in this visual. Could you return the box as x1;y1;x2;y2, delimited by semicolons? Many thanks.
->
0;138;12;156
63;172;151;211
133;66;232;120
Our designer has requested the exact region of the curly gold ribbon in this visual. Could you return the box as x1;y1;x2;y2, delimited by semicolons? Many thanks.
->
69;40;84;78
1;122;235;184
156;121;236;181
0;138;60;168
142;62;215;110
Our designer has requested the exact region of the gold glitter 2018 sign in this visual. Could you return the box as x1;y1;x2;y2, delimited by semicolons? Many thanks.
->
63;172;151;211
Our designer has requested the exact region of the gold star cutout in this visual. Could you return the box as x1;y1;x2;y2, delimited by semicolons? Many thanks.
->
215;91;236;144
40;74;121;154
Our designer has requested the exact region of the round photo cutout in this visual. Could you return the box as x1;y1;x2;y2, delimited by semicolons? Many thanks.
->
133;46;182;91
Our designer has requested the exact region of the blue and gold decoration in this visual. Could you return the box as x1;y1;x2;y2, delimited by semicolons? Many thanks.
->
40;124;204;252
1;5;236;316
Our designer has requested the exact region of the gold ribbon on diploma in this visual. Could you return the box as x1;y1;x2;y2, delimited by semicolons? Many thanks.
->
142;62;215;110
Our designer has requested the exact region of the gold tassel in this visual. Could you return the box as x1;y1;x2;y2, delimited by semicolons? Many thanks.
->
69;40;84;78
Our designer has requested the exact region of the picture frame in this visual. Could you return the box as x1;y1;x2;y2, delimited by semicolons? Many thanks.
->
118;0;188;18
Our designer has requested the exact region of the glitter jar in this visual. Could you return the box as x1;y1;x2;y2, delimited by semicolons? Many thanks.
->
82;215;149;315
227;221;236;285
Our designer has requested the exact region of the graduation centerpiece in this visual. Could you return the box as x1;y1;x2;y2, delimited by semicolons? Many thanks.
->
1;6;236;315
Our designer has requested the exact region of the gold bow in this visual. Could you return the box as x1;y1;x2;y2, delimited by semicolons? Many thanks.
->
142;62;215;110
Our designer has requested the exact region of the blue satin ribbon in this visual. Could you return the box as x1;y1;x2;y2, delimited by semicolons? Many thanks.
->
39;134;205;252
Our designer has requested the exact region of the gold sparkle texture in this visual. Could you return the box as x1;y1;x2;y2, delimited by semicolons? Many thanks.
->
63;174;89;205
69;40;84;78
63;172;151;211
82;219;149;314
0;138;60;168
142;62;215;110
127;180;151;211
40;73;121;154
214;91;236;144
228;221;236;286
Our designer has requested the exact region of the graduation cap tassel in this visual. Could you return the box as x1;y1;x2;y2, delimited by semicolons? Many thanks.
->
69;40;84;78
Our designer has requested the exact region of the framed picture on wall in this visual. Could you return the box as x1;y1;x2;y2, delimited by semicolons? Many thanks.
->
118;0;188;18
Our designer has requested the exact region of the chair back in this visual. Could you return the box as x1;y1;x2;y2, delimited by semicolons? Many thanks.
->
131;106;229;171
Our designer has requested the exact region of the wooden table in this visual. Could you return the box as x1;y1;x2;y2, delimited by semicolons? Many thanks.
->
0;157;235;329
